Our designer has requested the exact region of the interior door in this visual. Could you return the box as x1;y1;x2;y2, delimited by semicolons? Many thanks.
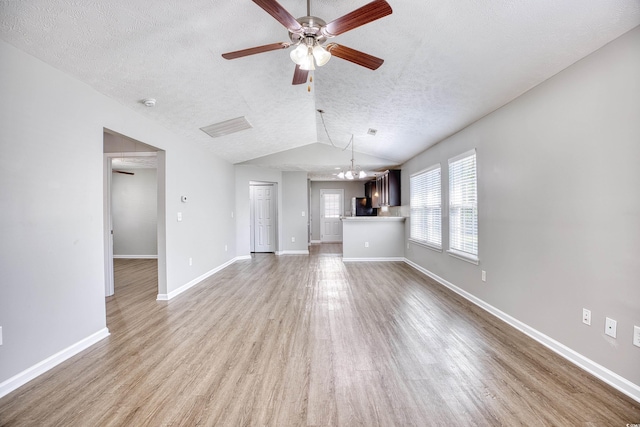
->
320;189;343;242
253;184;276;252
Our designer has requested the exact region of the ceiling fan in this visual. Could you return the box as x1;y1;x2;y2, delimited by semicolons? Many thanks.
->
222;0;392;85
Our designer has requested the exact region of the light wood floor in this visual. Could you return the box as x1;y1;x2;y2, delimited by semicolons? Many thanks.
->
1;247;639;426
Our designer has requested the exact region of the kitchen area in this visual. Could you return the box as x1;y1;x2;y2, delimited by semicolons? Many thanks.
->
309;170;406;261
342;170;406;261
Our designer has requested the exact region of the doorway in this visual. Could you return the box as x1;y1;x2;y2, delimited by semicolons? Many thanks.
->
103;130;166;298
320;189;343;242
250;183;277;253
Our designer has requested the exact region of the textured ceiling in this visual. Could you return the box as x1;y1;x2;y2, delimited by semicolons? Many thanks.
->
2;1;639;179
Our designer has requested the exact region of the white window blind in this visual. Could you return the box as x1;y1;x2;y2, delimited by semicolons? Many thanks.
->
410;165;441;249
448;150;478;261
323;194;341;218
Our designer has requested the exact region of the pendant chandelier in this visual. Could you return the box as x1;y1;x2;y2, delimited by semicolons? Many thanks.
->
337;135;367;180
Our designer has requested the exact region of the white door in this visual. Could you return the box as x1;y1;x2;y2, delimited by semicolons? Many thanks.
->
253;184;276;252
320;189;343;242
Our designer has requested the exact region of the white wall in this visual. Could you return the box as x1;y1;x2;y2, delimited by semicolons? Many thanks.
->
112;168;157;257
309;180;366;241
0;40;236;388
402;27;640;391
281;172;310;253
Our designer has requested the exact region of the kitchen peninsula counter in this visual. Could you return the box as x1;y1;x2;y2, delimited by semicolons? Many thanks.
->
341;216;406;261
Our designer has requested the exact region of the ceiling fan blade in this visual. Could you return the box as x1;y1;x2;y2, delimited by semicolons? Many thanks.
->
326;43;384;70
252;0;303;34
292;65;309;85
222;42;290;60
322;0;392;37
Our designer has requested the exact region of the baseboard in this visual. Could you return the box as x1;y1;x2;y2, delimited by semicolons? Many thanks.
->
342;257;404;262
0;328;110;399
157;256;248;301
277;250;310;255
310;240;321;244
113;255;158;259
403;258;640;404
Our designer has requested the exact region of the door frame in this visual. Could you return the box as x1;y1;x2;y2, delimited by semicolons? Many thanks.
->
104;151;165;297
320;188;344;242
249;182;278;253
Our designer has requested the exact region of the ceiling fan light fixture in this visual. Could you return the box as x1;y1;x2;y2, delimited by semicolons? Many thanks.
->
312;45;331;66
289;43;308;65
299;49;316;71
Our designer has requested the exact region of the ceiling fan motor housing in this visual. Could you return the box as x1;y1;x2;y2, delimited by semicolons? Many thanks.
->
289;16;329;45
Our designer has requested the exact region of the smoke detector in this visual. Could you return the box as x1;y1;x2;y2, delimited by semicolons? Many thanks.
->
142;98;156;107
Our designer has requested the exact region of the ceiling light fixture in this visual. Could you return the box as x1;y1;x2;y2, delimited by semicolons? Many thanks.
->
337;135;367;180
289;35;331;71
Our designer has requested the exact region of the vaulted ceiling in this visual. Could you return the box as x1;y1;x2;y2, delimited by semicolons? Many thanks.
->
2;1;639;179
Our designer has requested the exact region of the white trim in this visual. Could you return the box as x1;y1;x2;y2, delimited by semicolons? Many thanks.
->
235;255;252;261
310;240;321;244
105;151;158;158
113;255;158;259
410;162;441;178
156;256;244;301
342;257;404;262
448;148;476;165
403;258;640;404
409;238;443;252
0;328;110;399
446;249;479;265
277;250;310;255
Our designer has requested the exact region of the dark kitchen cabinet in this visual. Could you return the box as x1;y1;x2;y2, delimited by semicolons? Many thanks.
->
364;180;376;207
372;169;400;207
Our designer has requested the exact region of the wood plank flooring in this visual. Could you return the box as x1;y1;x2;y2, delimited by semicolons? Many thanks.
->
1;247;639;426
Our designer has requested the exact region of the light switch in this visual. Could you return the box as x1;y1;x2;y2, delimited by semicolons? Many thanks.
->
177;212;183;222
302;211;305;217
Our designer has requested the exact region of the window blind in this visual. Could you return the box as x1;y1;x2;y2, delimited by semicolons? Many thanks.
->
449;150;478;258
410;165;441;248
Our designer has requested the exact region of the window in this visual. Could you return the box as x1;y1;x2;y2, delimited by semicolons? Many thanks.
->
448;149;478;263
323;193;341;218
410;164;442;249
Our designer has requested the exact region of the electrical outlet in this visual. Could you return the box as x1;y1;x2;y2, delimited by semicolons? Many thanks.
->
364;242;369;248
177;212;183;222
582;308;591;325
481;271;486;282
0;326;3;346
301;211;305;217
605;317;617;338
189;257;193;266
291;237;295;243
633;326;640;348
225;245;228;252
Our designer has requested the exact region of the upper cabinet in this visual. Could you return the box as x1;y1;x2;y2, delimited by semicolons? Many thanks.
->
364;180;376;207
370;169;401;207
